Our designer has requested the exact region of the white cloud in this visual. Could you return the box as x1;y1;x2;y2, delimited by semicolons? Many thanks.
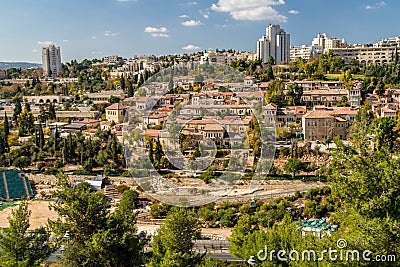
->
365;1;386;10
201;10;210;19
91;51;103;55
181;20;203;27
288;9;299;14
179;14;189;18
182;44;200;51
104;30;120;36
144;26;169;38
211;0;286;22
188;1;198;6
62;39;69;42
37;41;54;46
152;33;170;38
144;26;168;33
31;50;38;53
231;6;286;21
91;36;97;39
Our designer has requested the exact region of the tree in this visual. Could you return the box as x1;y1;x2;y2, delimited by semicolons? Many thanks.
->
138;74;144;87
13;99;22;123
0;200;53;267
284;158;304;178
369;117;398;151
13;156;31;170
286;83;303;105
83;158;95;172
348;104;374;153
375;80;385;96
48;103;56;120
127;79;134;97
24;103;31;112
120;74;126;90
340;69;353;89
4;113;9;147
329;138;400;261
265;79;285;106
37;123;44;151
17;110;35;137
148;207;202;267
49;181;144;267
117;190;139;211
230;214;318;265
154;136;163;169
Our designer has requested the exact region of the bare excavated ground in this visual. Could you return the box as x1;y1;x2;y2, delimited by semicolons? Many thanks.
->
0;173;325;234
0;200;57;230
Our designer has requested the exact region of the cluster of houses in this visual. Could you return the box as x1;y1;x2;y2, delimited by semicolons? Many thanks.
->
2;71;400;145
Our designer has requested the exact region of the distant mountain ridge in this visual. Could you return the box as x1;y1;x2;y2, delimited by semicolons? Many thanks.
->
0;62;41;70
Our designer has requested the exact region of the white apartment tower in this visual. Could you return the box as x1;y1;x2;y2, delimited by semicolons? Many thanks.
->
257;24;290;64
42;44;62;78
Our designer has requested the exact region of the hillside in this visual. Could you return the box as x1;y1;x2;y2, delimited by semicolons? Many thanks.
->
0;62;41;70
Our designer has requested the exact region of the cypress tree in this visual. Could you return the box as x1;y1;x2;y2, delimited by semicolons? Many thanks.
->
24;102;31;112
4;113;9;144
127;79;134;97
138;74;144;87
48;103;56;120
121;74;126;90
112;134;118;163
38;123;44;150
13;99;22;123
148;140;154;164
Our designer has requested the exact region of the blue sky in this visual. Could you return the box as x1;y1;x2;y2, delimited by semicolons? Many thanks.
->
0;0;398;62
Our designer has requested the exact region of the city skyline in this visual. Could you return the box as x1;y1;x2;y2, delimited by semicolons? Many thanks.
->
0;0;398;63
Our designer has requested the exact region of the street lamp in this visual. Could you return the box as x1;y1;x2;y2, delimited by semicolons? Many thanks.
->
61;230;71;254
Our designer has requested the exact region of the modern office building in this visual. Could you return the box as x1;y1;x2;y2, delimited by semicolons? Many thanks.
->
42;44;62;78
257;24;290;64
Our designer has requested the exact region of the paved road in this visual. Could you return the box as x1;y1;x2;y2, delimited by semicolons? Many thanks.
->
47;240;243;263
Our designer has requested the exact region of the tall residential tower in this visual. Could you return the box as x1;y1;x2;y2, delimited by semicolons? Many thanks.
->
42;44;62;78
257;24;290;64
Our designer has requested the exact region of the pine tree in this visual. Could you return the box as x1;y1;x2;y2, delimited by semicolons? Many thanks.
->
149;207;201;266
0;200;53;266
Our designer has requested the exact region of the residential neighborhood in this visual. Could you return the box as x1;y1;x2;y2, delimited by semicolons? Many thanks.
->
0;2;400;263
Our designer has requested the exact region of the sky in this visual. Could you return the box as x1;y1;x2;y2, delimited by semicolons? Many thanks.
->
0;0;398;63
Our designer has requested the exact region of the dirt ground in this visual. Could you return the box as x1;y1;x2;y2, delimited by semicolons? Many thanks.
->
0;200;57;230
0;200;232;238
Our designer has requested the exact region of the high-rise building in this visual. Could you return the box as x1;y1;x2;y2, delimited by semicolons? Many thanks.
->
257;24;290;64
42;44;62;78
